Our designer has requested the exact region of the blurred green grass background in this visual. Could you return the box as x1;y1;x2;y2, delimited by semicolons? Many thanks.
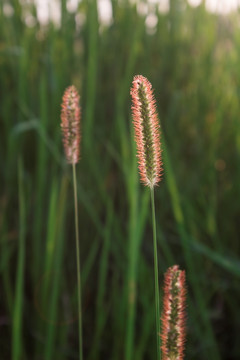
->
1;0;240;359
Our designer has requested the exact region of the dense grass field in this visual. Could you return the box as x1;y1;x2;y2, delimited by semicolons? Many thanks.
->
1;0;240;359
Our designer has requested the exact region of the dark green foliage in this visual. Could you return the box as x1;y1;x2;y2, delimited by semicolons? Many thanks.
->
1;0;240;359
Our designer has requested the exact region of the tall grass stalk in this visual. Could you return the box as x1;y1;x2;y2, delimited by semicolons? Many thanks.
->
73;163;83;360
131;75;162;360
61;85;82;359
151;188;161;360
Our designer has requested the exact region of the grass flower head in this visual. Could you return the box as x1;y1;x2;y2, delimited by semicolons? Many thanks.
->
161;265;186;360
61;85;81;164
130;75;162;188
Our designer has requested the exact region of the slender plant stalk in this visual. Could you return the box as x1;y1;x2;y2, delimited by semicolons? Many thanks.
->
73;163;83;360
61;85;82;358
131;75;162;359
151;187;161;360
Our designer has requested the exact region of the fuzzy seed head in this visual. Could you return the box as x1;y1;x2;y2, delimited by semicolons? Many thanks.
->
161;265;187;360
130;75;162;188
61;85;81;164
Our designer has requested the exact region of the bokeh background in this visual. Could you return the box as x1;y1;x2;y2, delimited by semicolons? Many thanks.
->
1;0;240;359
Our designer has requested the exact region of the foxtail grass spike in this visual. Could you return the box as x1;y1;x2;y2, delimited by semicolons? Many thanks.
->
61;85;81;164
130;75;162;188
161;265;187;360
60;85;83;360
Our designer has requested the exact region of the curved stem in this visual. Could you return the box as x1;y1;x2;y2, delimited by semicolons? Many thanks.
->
151;187;161;360
72;163;83;360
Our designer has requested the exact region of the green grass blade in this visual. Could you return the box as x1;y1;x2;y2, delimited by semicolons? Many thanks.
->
44;176;68;360
12;158;26;360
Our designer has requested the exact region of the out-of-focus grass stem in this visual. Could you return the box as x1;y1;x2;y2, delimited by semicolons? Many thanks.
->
12;158;26;360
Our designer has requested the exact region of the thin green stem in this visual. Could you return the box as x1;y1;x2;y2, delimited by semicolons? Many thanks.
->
151;187;161;360
72;163;83;360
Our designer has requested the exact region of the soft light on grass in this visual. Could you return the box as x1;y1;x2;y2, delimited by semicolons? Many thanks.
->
1;1;240;359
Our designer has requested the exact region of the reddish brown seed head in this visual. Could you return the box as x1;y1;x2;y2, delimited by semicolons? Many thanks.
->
130;75;162;188
161;265;187;360
61;85;81;164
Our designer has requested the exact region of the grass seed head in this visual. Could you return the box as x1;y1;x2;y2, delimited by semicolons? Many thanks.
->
130;75;162;188
161;265;187;360
61;85;81;164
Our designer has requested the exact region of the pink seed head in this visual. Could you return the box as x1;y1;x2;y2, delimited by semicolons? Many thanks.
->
61;85;81;164
130;75;162;188
161;265;187;360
